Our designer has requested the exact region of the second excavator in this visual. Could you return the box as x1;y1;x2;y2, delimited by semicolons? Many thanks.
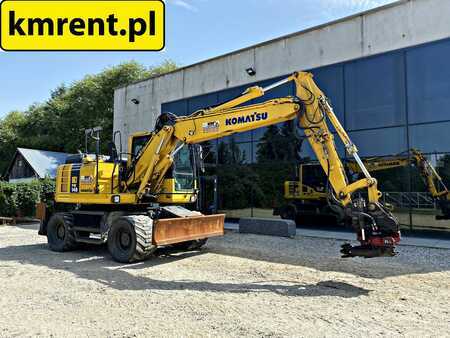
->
39;71;400;261
348;149;450;219
279;148;450;224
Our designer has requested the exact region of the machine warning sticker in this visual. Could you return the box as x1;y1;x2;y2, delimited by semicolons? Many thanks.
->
202;121;219;133
80;176;93;184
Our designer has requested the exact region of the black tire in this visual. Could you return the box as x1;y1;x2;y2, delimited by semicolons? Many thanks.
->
47;213;77;252
321;205;345;224
107;215;156;263
280;204;297;220
172;239;208;251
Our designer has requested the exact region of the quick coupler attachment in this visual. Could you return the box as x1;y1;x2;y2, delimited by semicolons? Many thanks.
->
340;243;397;258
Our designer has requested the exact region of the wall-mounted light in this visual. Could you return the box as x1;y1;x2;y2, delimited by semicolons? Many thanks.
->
131;98;140;105
246;67;256;76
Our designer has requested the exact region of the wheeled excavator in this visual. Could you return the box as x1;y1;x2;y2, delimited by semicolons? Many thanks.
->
38;71;401;262
278;148;450;224
348;149;450;219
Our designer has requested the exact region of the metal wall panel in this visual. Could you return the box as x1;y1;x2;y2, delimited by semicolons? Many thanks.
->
311;65;345;123
344;52;406;130
162;38;450;158
409;122;450;153
187;93;219;114
161;99;188;116
250;76;293;142
217;85;248;105
406;39;450;124
348;127;407;157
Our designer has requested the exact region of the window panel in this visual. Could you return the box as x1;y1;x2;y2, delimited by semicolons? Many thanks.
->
161;99;188;116
251;161;296;212
251;75;294;142
187;92;218;114
344;52;406;130
409;122;450;153
296;130;345;160
218;140;252;165
217;85;248;104
220;132;252;144
252;122;289;144
311;65;345;123
407;39;450;124
254;139;300;164
251;75;293;103
200;140;218;166
217;164;253;218
348;127;407;157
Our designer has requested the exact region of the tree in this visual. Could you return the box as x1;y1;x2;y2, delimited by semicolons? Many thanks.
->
0;60;179;173
217;138;247;165
0;111;27;175
252;121;303;208
256;121;302;163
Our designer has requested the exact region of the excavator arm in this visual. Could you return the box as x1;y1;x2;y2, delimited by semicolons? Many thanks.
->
348;149;449;199
411;149;449;199
291;72;400;257
348;148;450;220
126;71;401;258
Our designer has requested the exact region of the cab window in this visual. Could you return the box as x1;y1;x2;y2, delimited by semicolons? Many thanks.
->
173;146;195;191
131;135;151;158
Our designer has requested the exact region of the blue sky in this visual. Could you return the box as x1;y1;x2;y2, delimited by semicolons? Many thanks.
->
0;0;395;117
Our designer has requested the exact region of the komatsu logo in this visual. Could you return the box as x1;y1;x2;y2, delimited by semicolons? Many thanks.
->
225;112;268;126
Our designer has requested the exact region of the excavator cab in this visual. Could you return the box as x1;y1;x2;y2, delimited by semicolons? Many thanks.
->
158;145;202;204
127;131;206;204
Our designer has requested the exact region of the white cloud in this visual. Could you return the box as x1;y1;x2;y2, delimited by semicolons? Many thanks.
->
164;0;199;12
320;0;396;12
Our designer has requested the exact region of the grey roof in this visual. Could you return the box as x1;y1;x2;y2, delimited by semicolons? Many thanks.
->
16;148;70;178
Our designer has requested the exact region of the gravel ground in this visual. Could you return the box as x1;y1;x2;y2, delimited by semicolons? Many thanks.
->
0;223;449;337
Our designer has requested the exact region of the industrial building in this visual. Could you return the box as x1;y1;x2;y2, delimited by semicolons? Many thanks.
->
114;0;450;232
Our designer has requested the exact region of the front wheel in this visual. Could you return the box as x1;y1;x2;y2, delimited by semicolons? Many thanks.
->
107;215;156;263
47;213;77;252
280;204;297;221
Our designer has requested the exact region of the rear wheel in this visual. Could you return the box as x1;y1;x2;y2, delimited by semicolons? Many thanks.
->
107;215;156;263
47;213;77;252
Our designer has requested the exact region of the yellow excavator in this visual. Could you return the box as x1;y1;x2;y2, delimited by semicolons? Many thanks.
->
279;148;449;224
348;149;450;219
38;71;400;261
275;161;336;223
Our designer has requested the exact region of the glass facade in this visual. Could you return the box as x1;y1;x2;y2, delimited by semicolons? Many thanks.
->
162;38;450;234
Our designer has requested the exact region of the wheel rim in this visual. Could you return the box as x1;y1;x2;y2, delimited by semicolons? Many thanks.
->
118;229;132;251
56;223;65;240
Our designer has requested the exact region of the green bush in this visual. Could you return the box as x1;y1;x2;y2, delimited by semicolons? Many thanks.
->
0;179;55;217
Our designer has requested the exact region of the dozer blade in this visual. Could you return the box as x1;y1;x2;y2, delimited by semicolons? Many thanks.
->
153;214;225;246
